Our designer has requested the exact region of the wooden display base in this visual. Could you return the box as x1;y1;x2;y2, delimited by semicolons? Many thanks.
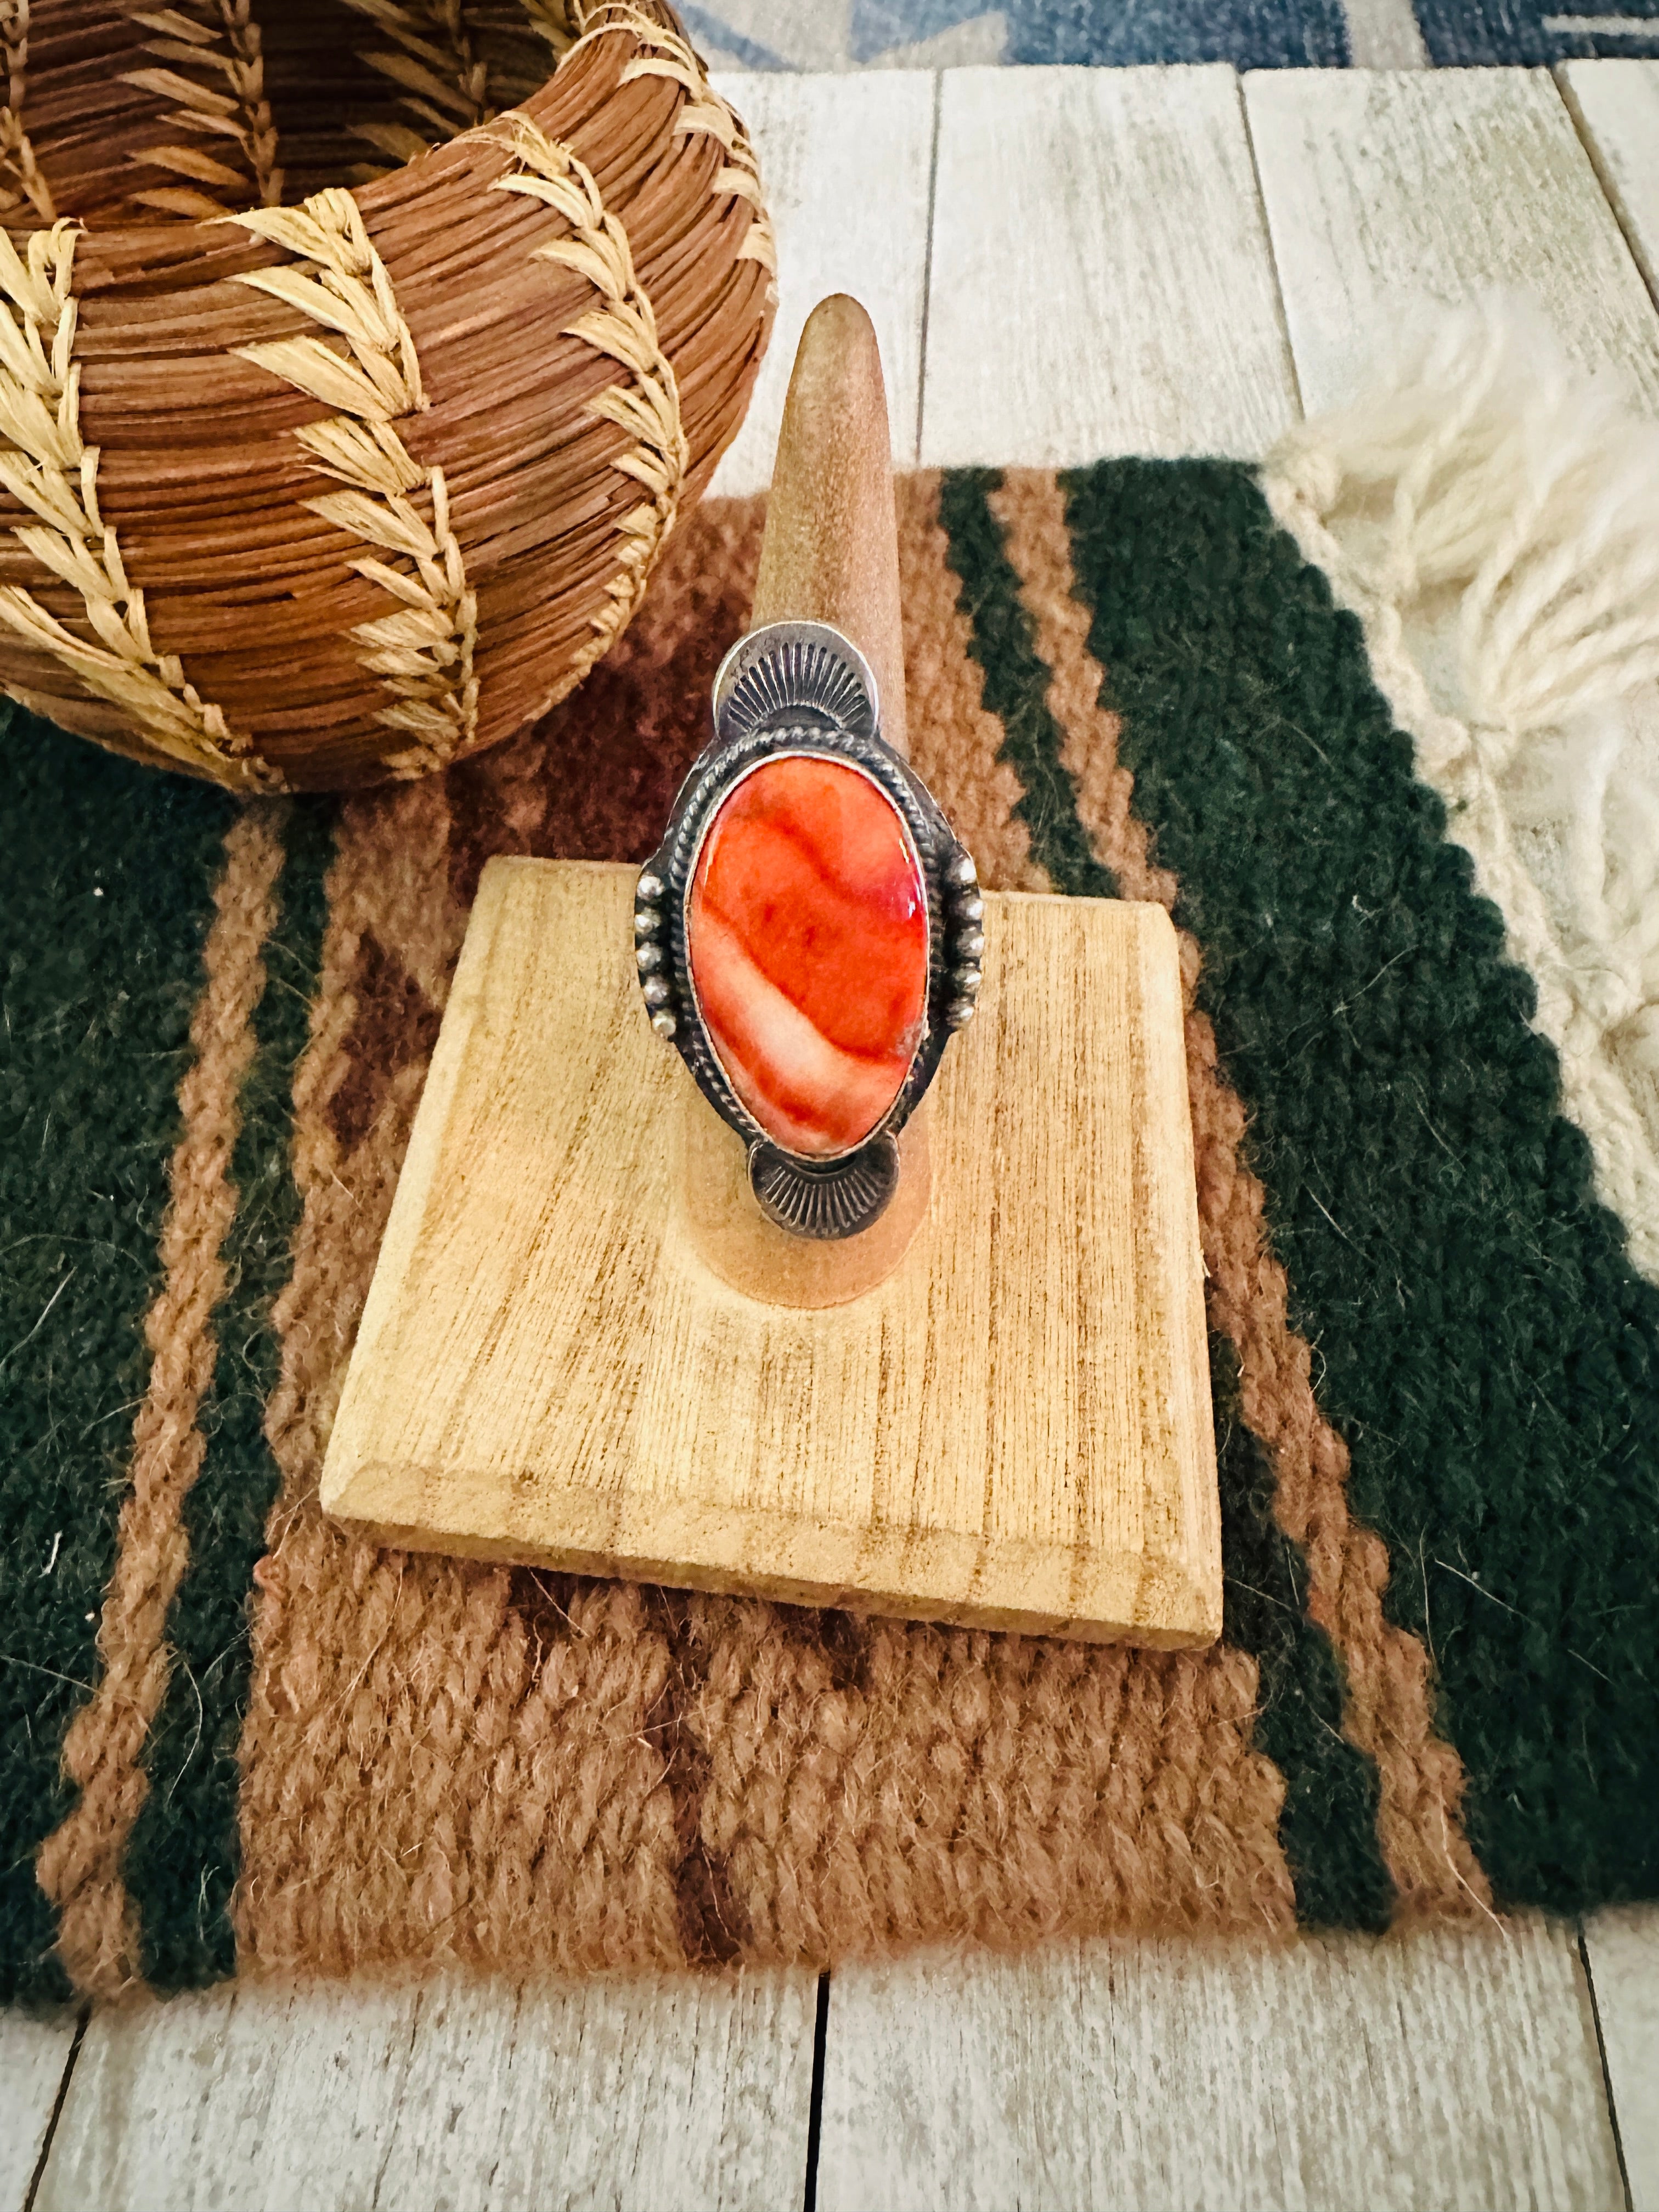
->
321;856;1222;1647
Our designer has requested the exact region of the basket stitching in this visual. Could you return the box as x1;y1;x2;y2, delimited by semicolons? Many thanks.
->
0;220;276;784
486;109;689;684
0;0;53;221
231;188;480;777
123;1;283;217
570;4;776;282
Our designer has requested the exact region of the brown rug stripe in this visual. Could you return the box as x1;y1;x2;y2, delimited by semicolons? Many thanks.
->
688;1597;1297;1955
989;468;1493;1923
36;805;289;1997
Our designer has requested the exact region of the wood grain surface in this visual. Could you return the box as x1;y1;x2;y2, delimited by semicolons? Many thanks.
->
1245;65;1659;415
749;293;910;760
32;1969;815;2212
922;64;1299;464
816;1921;1628;2212
323;861;1221;1645
1561;59;1659;308
707;70;936;495
0;2008;78;2212
1583;1904;1659;2212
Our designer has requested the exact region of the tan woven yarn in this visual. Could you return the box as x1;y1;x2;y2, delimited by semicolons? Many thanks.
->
0;1;775;789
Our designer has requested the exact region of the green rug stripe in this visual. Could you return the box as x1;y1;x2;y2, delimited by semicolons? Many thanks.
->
941;467;1395;1930
0;707;235;2006
126;799;335;1991
1063;455;1659;1915
935;469;1120;899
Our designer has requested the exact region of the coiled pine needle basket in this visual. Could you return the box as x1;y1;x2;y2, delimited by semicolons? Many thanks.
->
0;0;775;789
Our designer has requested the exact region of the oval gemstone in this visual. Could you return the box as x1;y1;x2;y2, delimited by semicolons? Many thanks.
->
687;756;928;1157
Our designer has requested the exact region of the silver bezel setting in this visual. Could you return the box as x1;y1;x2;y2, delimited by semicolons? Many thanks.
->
634;621;982;1239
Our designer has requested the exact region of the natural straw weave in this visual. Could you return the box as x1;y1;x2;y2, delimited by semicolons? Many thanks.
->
0;0;774;791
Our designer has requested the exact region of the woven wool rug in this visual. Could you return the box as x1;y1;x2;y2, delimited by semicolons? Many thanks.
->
4;310;1657;2005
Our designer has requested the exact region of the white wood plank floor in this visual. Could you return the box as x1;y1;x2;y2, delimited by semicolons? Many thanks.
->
1583;1908;1659;2212
28;1970;816;2212
8;58;1659;2212
706;69;936;495
1561;58;1659;307
1244;65;1659;412
922;64;1297;462
0;2009;80;2212
817;1920;1626;2212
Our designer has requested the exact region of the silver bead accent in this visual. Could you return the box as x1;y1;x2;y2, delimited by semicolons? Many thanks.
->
953;966;982;997
636;942;663;973
957;927;985;962
650;1009;678;1039
634;908;658;937
955;891;984;923
642;975;672;1008
636;871;664;904
946;998;977;1028
946;850;978;889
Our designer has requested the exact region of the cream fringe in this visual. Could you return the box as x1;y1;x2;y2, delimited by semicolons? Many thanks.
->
1261;298;1659;1284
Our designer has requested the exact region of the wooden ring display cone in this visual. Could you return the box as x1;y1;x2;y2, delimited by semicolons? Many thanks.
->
321;297;1223;1647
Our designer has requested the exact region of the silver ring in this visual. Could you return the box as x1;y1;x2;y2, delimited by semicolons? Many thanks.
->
634;620;983;1240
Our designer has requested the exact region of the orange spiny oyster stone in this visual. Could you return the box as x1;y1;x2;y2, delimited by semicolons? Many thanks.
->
687;756;928;1156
